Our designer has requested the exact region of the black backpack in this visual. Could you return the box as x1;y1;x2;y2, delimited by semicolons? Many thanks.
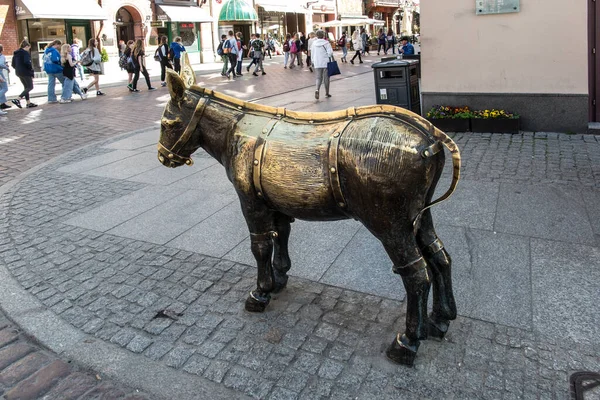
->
217;41;224;56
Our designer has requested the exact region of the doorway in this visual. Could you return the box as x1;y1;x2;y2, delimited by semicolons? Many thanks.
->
116;7;135;44
66;20;91;47
589;0;600;122
233;24;251;57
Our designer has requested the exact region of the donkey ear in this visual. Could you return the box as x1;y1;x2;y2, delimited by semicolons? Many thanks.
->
166;70;185;103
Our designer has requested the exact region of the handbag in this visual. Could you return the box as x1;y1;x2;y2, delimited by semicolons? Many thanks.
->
327;57;341;77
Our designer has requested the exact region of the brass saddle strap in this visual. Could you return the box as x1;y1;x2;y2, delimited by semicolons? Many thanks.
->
328;118;354;209
253;117;281;198
171;95;210;155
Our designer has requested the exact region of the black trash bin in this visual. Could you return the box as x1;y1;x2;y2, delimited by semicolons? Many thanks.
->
371;59;420;114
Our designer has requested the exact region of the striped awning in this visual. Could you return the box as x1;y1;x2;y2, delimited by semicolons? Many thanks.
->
218;0;258;22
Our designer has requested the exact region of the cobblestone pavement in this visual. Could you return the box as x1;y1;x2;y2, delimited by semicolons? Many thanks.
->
0;313;151;399
0;57;599;399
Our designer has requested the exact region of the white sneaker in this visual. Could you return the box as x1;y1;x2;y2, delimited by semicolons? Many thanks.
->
59;99;72;104
80;93;87;100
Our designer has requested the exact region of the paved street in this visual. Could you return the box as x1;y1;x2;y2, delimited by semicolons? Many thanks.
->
0;53;599;399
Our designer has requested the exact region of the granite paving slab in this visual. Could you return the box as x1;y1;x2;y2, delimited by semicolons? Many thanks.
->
582;188;600;236
494;183;595;245
531;239;600;344
101;130;160;151
64;186;181;232
168;163;235;195
84;152;160;180
127;158;217;185
56;150;139;174
107;189;239;245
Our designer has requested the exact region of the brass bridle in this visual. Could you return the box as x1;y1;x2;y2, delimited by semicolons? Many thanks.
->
157;95;210;167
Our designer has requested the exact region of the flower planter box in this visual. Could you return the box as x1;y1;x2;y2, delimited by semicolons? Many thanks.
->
426;118;471;132
470;118;520;133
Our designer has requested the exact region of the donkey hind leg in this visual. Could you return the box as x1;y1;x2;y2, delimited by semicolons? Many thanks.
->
416;209;457;340
244;211;278;313
272;213;293;293
382;232;431;366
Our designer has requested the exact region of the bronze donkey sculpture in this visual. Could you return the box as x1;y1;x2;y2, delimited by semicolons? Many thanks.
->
157;71;461;366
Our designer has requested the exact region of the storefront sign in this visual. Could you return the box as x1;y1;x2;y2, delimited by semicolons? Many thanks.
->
179;23;194;29
157;14;169;20
476;0;519;15
150;21;163;27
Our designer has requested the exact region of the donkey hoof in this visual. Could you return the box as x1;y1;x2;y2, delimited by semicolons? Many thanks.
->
245;291;270;313
385;334;420;366
272;275;288;294
428;318;449;340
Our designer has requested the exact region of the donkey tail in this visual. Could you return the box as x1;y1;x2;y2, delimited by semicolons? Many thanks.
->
413;127;461;228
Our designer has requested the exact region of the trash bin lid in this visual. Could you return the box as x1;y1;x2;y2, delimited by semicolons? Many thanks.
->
371;59;419;69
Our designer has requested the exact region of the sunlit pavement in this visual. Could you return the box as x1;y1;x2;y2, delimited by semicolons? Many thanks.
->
1;51;600;399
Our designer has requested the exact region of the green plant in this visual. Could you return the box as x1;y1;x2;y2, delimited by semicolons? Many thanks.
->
471;109;519;119
100;48;109;63
426;106;474;119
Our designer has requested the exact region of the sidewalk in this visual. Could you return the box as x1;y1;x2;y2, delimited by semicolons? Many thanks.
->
0;54;599;399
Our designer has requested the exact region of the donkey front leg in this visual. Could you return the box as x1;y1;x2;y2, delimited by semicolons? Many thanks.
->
272;213;293;293
245;230;278;312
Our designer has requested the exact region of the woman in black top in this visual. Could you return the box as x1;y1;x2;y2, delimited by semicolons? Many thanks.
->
124;40;135;91
131;39;155;92
10;40;36;108
156;36;172;87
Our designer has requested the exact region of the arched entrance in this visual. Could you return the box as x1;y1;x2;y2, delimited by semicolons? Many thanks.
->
115;6;143;44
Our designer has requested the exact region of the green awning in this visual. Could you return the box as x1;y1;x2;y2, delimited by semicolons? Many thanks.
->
218;0;258;22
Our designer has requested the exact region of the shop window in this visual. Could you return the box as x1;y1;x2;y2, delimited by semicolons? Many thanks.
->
26;19;67;71
179;23;197;49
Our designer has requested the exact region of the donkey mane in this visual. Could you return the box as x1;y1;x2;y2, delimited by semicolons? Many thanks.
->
188;84;434;130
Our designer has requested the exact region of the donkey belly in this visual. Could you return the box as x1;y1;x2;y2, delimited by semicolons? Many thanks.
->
259;124;347;221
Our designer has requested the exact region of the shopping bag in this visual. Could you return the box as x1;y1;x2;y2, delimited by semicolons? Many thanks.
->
327;57;341;77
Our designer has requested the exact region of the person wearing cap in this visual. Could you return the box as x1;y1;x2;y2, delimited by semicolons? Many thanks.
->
399;37;415;55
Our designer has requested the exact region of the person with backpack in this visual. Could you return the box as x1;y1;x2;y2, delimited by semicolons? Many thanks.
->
224;30;238;79
11;40;37;108
264;35;273;59
249;33;266;77
310;30;334;100
130;39;155;92
155;36;172;87
288;33;300;69
81;38;104;96
361;28;370;55
235;32;246;76
338;31;348;63
350;30;363;64
283;33;291;69
217;34;229;77
245;34;258;73
122;40;135;90
297;32;306;67
43;39;65;104
170;36;186;74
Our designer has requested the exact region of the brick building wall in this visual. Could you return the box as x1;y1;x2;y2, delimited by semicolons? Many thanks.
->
0;0;19;54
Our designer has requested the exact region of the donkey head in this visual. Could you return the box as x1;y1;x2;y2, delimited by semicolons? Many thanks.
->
157;70;202;168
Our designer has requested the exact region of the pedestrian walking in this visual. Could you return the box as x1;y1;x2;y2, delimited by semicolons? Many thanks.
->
170;37;186;74
156;36;172;87
224;30;238;79
71;38;85;82
235;32;245;76
288;33;301;69
250;33;266;77
361;28;370;55
246;34;258;72
217;34;229;77
350;30;363;64
306;32;316;72
283;33;291;69
131;39;155;92
11;40;37;108
43;39;65;104
387;29;396;54
124;40;135;90
310;30;334;100
297;32;306;67
338;31;348;63
59;44;86;103
377;29;387;55
264;35;273;59
82;38;104;96
0;44;11;112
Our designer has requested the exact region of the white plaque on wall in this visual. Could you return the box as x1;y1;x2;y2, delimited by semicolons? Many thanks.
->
476;0;520;15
